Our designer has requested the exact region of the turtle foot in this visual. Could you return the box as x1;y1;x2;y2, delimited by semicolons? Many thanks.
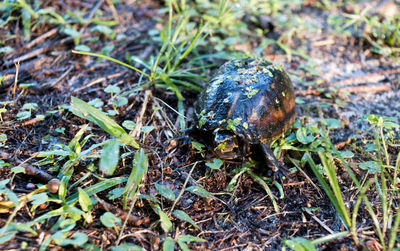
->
271;162;290;181
261;143;290;180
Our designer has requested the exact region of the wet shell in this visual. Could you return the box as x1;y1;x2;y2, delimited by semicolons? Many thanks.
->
195;58;296;144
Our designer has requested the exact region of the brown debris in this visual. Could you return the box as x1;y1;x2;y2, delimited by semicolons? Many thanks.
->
93;194;149;227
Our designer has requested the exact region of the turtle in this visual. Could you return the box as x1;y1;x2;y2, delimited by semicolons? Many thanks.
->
194;57;296;176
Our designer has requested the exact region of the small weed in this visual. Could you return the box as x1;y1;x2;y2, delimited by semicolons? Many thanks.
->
328;4;400;57
226;161;280;212
283;112;400;249
0;0;118;50
74;0;231;130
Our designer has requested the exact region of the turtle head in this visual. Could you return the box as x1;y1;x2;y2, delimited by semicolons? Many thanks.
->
212;129;241;159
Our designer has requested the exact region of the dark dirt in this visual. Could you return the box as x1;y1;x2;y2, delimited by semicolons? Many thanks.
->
1;1;399;250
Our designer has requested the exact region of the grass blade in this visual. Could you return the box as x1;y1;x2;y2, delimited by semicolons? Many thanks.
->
173;210;201;230
99;139;120;176
71;97;139;148
72;50;150;78
247;170;279;213
123;148;148;209
152;204;172;233
66;176;127;204
304;153;350;228
318;151;351;228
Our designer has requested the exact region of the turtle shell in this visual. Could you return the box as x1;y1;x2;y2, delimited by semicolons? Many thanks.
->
195;58;296;144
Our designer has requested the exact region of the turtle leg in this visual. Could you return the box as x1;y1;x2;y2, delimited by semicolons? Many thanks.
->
260;143;289;179
177;127;196;143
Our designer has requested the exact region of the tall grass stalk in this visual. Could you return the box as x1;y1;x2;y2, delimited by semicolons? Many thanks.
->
73;0;230;130
308;114;400;250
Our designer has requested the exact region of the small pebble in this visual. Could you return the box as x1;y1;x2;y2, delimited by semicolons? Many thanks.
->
26;183;36;190
39;203;48;210
47;179;60;193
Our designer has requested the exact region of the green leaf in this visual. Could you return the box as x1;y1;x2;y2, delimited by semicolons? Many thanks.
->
22;102;38;110
104;84;121;94
88;98;104;108
163;237;175;251
65;176;127;205
0;160;12;168
358;161;381;174
247;170;279;213
339;150;354;158
177;239;190;251
141;126;155;133
58;176;68;202
185;186;210;198
74;44;90;52
306;152;351;228
106;110;117;116
364;143;377;152
70;232;89;246
37;148;73;158
67;124;89;153
123;149;148;208
173;210;200;230
111;243;146;251
55;127;65;134
66;206;83;222
107;187;125;200
296;128;315;144
155;183;176;200
71;97;139;148
366;114;379;124
226;168;247;192
273;180;284;199
28;193;48;205
59;218;76;230
52;231;68;246
5;189;18;206
177;234;206;243
382;121;399;129
0;231;16;244
284;237;316;251
191;141;205;151
205;158;223;170
16;110;31;120
323;118;342;129
11;166;25;174
9;222;37;235
122;120;136;130
137;194;160;204
129;55;151;70
63;25;81;45
0;179;10;188
152;204;172;233
21;9;31;41
101;44;114;55
113;96;128;107
99;139;120;175
54;232;88;246
100;212;121;228
91;25;114;37
78;188;93;212
0;46;14;54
